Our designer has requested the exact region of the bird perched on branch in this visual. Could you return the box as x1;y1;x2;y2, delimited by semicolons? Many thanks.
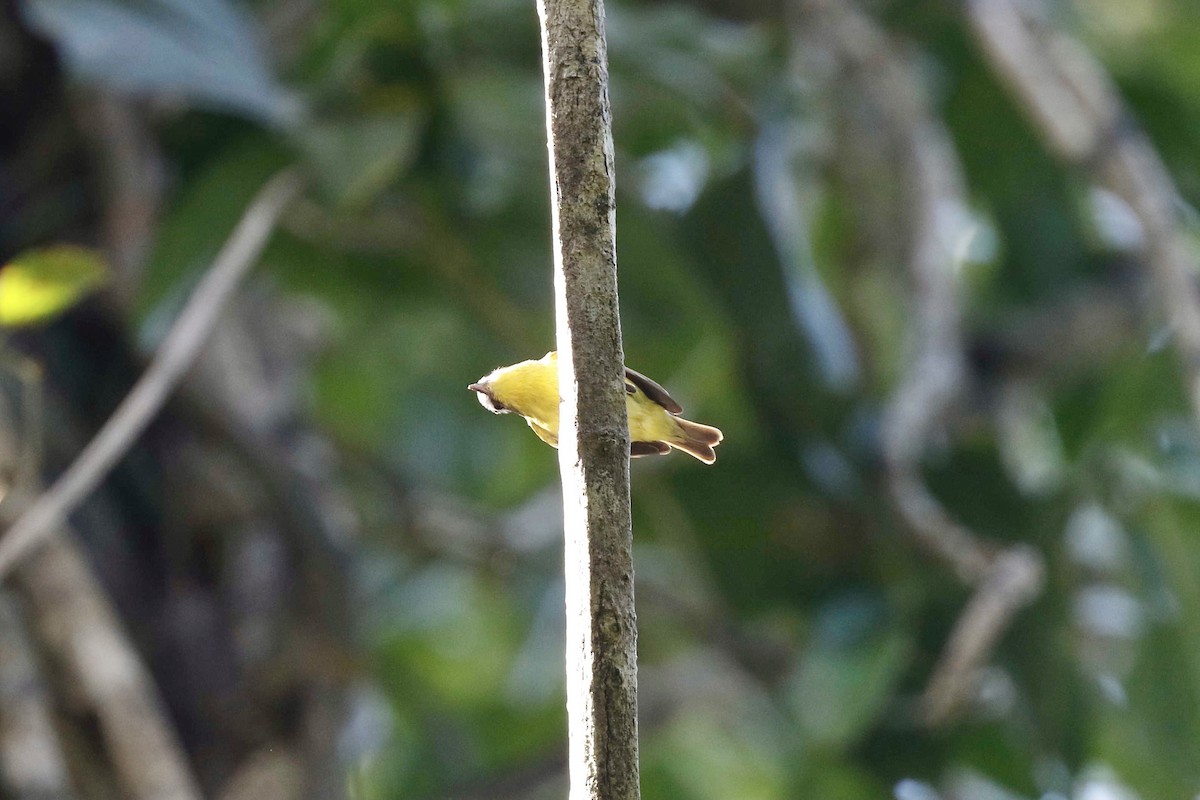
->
469;351;723;463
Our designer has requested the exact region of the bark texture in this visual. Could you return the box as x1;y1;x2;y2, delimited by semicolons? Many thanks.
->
536;0;640;797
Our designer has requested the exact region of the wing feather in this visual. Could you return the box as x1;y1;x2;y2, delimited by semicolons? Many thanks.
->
624;366;683;414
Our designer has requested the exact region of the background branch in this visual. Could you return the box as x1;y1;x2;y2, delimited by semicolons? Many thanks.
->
968;0;1200;428
800;0;1045;725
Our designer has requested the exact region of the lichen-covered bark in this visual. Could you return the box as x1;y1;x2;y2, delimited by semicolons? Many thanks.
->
536;0;639;796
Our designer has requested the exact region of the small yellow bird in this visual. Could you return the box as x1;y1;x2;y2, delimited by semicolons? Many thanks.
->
469;351;723;464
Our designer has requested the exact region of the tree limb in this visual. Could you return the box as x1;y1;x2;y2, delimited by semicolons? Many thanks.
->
537;0;640;795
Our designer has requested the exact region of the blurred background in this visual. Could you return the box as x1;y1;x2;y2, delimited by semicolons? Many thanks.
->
2;0;1200;797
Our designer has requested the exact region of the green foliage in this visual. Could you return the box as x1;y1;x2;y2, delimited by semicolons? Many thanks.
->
23;0;1200;796
789;614;912;749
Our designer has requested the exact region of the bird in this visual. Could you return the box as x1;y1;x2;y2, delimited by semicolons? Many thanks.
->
469;351;723;464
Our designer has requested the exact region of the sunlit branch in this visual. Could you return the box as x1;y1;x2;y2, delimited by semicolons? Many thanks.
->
538;0;641;793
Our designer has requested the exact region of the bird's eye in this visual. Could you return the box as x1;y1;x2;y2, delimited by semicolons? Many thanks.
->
490;398;508;413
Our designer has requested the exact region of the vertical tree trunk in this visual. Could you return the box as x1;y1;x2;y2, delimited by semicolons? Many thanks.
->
536;0;640;797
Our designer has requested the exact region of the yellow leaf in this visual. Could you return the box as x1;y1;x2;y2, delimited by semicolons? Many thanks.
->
0;245;107;327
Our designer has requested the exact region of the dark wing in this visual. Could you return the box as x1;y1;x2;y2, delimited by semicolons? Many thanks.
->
624;366;682;414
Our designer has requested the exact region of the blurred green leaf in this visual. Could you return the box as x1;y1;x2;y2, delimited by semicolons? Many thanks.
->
0;245;106;327
295;113;424;208
20;0;297;126
646;707;790;800
790;623;911;749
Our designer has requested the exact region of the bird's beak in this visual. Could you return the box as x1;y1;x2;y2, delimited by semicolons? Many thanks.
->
467;383;486;394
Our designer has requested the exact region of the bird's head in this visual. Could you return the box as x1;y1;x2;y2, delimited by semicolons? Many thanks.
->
468;379;510;414
469;353;557;419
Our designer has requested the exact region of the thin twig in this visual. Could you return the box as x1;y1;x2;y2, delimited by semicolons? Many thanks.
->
0;170;302;581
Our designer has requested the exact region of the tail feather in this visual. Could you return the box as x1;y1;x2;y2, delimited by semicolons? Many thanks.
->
671;418;724;464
